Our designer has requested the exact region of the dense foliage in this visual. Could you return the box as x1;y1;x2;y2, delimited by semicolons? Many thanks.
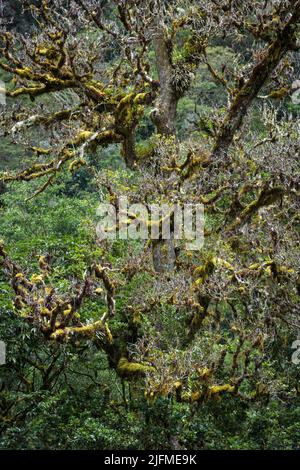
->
0;0;300;450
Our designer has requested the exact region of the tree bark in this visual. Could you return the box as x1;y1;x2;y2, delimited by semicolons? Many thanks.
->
151;30;178;135
122;131;138;170
151;28;178;272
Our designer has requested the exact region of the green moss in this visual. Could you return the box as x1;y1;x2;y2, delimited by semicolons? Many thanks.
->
117;357;154;377
209;384;235;395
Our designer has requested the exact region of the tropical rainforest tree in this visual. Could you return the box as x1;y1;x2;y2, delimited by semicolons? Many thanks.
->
0;0;300;428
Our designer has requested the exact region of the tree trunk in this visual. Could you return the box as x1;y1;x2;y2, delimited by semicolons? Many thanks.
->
122;131;137;170
151;29;177;135
151;28;179;272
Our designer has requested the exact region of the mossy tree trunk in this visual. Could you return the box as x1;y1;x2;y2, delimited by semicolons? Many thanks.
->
150;27;179;272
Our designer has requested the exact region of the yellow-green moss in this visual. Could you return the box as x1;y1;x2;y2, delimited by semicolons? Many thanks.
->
209;384;235;395
117;357;154;377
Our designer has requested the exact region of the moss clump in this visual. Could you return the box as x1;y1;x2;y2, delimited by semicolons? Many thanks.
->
68;158;86;172
15;67;34;79
190;391;202;402
193;257;216;285
117;357;154;377
197;367;212;380
31;147;51;155
30;274;44;284
209;384;235;395
73;130;94;144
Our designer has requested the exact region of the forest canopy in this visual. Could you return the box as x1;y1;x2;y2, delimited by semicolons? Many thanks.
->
0;0;300;450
